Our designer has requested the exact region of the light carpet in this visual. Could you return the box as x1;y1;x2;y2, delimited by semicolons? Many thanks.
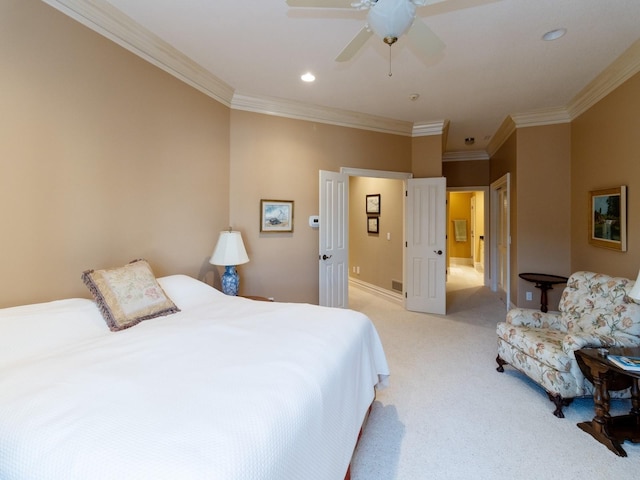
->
349;267;640;479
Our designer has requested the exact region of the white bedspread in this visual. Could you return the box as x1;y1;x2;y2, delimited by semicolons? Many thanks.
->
0;275;389;480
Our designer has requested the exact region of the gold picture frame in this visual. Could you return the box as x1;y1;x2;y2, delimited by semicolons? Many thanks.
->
588;186;626;251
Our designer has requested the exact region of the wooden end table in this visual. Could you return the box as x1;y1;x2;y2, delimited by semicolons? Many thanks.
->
241;295;273;302
518;273;568;312
574;347;640;456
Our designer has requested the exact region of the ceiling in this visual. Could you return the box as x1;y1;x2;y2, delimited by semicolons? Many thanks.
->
48;0;640;154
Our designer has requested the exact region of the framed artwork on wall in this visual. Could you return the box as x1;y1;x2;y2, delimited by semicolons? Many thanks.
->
367;216;379;234
588;186;626;251
366;194;381;215
260;199;294;233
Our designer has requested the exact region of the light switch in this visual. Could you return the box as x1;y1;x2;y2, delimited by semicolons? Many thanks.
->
387;232;391;240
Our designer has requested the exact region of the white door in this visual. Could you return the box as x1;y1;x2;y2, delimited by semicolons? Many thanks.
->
405;177;447;314
319;170;349;308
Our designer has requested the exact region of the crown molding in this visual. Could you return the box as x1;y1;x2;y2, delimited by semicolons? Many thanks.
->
42;0;234;106
567;38;640;120
486;116;516;157
511;107;571;128
412;121;449;137
231;93;414;136
41;1;640;144
443;151;490;162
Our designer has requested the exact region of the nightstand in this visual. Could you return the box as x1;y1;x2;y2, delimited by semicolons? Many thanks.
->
241;295;273;302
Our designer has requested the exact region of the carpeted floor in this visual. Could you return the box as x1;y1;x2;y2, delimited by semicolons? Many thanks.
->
349;266;640;479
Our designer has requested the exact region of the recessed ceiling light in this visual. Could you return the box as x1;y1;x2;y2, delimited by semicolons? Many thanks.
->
301;72;315;83
542;28;567;41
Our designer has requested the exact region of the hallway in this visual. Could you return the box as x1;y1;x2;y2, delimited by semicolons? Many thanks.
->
446;263;499;314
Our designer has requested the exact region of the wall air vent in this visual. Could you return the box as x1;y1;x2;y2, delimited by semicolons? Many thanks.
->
391;280;403;293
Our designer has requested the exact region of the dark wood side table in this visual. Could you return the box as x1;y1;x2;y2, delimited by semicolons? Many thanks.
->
241;295;273;302
575;347;640;456
518;273;569;312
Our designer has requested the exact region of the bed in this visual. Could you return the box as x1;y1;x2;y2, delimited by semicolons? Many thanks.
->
0;269;389;479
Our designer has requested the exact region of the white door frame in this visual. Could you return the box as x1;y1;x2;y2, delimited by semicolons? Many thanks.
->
447;186;490;287
490;173;511;310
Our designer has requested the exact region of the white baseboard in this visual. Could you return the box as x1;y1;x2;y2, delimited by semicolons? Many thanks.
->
349;278;403;305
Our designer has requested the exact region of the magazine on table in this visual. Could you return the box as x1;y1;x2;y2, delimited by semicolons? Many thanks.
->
608;354;640;371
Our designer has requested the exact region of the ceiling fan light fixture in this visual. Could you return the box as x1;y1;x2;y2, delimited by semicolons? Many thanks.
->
368;0;416;42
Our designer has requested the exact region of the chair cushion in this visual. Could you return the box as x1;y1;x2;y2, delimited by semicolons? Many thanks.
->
497;322;572;372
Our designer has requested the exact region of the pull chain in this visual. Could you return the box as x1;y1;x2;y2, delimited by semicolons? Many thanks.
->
388;44;393;77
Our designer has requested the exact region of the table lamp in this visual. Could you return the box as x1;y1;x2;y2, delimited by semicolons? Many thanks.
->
628;270;640;302
209;229;249;296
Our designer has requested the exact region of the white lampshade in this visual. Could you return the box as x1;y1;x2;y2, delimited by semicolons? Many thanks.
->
368;0;416;41
628;270;640;302
209;231;249;267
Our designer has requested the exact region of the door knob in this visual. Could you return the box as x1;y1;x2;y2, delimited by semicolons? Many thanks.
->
434;250;443;255
321;254;332;260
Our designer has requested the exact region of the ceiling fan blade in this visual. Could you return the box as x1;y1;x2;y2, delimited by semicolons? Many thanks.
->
335;26;373;62
420;0;501;17
286;0;355;8
407;19;445;58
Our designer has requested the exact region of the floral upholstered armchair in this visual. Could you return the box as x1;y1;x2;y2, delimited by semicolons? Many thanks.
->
496;271;640;417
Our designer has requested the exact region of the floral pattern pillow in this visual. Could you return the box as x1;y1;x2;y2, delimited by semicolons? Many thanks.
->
82;259;179;331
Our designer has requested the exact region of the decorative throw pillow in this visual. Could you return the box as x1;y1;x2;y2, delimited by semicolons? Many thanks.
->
81;259;180;331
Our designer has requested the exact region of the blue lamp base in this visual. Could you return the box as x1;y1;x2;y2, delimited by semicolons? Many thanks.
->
221;265;240;296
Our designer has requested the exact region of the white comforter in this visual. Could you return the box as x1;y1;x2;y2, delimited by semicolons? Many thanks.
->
0;275;389;480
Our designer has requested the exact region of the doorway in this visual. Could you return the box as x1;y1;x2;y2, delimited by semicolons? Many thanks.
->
348;175;405;303
447;188;488;290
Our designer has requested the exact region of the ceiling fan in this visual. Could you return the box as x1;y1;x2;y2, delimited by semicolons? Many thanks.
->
286;0;497;62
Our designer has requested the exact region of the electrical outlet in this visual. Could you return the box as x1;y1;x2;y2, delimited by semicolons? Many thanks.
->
526;291;533;301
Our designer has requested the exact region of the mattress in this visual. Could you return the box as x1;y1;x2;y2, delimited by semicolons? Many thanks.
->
0;274;389;480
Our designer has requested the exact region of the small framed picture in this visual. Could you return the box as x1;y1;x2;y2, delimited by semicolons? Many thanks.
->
588;186;626;251
366;194;381;215
260;199;294;233
367;216;379;234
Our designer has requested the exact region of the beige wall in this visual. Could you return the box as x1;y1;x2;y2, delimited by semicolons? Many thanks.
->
229;110;412;303
349;177;404;291
412;135;443;177
6;0;640;312
516;124;572;311
443;160;490;187
0;0;230;307
571;72;640;279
